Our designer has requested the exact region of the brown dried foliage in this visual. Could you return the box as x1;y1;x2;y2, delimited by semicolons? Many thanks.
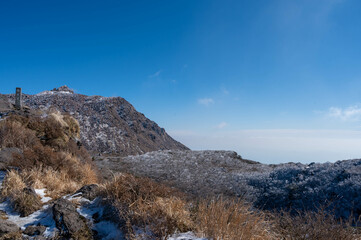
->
194;198;277;240
271;209;361;240
0;112;98;215
1;171;42;217
103;174;192;238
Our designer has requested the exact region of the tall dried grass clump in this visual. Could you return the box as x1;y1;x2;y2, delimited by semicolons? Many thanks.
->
103;173;193;238
271;209;361;240
3;113;85;158
11;148;98;197
2;164;97;201
103;174;280;240
194;197;277;240
0;120;38;150
1;171;42;217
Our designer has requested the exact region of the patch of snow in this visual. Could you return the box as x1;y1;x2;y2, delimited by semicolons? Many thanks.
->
35;189;52;203
168;232;207;240
93;221;124;240
0;201;57;238
65;192;83;200
36;90;73;96
77;198;125;240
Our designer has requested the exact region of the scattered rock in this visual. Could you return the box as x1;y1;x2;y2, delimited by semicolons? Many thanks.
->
52;198;91;238
0;219;20;236
23;225;46;236
76;184;100;201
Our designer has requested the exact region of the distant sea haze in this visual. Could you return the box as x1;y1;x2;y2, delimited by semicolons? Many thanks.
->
169;129;361;164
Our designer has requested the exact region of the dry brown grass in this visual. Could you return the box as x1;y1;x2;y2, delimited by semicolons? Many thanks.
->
0;231;23;240
1;171;42;217
0;112;98;216
194;197;277;240
11;149;98;198
3;113;88;160
103;173;193;238
1;163;97;216
103;174;280;240
271;209;361;240
2;163;97;200
0;120;37;150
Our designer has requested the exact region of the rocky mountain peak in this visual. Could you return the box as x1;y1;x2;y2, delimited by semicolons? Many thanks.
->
52;85;74;94
36;85;75;96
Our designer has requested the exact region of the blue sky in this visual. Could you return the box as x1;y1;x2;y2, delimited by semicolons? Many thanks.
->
2;0;361;163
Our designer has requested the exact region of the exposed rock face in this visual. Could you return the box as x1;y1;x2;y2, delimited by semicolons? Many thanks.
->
76;184;100;201
52;198;89;238
1;86;188;156
23;225;46;236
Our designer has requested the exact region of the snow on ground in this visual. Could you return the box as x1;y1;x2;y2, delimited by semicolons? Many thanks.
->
74;195;125;240
35;188;52;203
0;201;57;237
168;232;207;240
0;171;57;237
36;90;73;96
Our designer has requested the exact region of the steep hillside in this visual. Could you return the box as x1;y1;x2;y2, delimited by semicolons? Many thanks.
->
1;86;188;155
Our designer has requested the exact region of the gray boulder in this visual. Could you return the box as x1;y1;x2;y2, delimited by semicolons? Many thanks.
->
23;225;46;236
52;198;91;238
75;184;100;201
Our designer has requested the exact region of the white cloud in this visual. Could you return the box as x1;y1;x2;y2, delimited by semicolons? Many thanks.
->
198;98;214;106
149;70;162;78
217;122;227;129
169;129;361;164
328;105;361;121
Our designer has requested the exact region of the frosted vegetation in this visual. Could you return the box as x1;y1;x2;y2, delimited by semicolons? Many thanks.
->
248;159;361;220
102;150;361;220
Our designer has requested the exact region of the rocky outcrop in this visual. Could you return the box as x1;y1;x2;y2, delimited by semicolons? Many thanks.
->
52;198;91;239
1;86;188;156
76;184;100;201
23;225;46;236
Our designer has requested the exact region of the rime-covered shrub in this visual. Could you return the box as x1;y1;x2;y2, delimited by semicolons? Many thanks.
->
247;160;361;220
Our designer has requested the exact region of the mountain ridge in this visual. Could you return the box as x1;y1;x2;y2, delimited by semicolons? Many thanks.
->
1;86;188;156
